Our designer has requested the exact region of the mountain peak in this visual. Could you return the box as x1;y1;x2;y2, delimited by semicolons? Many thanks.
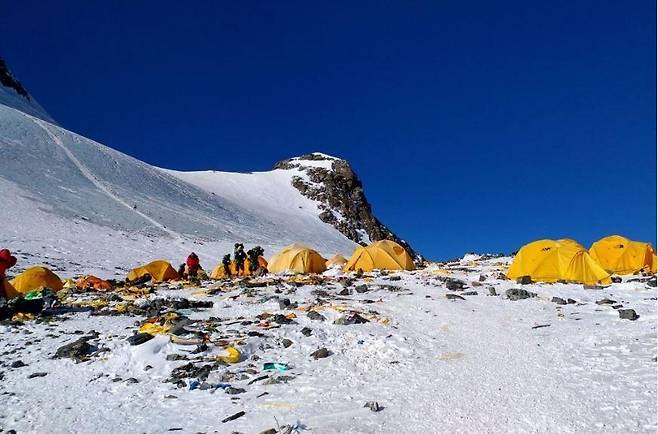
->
0;57;55;123
275;152;422;262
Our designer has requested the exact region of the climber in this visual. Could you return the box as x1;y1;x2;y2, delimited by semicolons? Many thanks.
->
234;243;246;276
222;254;232;277
247;246;265;273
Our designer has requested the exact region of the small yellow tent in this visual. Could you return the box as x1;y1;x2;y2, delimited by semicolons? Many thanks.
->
507;239;611;285
589;235;657;275
268;244;327;274
326;254;348;267
127;260;179;282
343;240;416;272
9;266;64;295
210;256;268;279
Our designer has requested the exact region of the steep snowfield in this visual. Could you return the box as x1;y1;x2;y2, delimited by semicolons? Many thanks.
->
0;258;655;433
0;79;55;123
0;103;356;275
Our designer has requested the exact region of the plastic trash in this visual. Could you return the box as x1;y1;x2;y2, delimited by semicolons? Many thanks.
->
263;362;289;372
217;346;241;364
24;290;43;300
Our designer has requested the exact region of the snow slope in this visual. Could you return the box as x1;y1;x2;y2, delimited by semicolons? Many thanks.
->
0;103;356;276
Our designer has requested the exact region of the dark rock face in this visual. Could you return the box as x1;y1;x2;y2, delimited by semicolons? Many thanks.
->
274;153;422;262
0;58;29;98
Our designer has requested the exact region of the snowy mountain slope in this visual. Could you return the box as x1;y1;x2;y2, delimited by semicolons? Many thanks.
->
0;103;359;275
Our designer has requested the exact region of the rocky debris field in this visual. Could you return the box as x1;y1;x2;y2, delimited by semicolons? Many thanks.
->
0;257;656;433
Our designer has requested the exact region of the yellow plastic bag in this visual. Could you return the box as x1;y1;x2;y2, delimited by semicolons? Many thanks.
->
217;346;241;364
139;322;171;335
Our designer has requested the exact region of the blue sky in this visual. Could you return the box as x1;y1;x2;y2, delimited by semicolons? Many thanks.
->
2;0;655;260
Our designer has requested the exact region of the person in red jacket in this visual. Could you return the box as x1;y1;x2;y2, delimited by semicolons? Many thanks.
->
0;249;17;298
184;252;201;278
0;249;17;279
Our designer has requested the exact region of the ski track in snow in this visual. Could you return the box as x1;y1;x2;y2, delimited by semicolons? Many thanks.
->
29;114;213;262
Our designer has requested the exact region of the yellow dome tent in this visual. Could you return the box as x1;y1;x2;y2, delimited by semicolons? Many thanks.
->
268;244;327;274
589;235;657;275
210;256;268;279
507;239;611;285
9;266;64;295
344;240;416;272
557;238;586;251
326;254;348;267
127;260;179;282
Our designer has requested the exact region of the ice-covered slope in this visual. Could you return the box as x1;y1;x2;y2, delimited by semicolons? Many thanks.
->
0;102;359;276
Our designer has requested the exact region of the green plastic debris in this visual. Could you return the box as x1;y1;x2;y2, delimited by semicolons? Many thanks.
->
263;362;289;372
24;290;43;300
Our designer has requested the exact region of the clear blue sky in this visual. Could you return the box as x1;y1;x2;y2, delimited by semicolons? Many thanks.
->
2;0;655;260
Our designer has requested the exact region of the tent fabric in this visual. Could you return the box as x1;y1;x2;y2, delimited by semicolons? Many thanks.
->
9;266;64;295
2;279;19;299
268;244;327;274
326;255;348;267
344;240;416;272
507;239;611;285
557;238;586;251
210;256;268;279
127;260;179;282
589;235;657;275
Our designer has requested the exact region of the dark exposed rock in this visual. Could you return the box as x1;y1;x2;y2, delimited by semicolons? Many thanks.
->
334;313;369;325
567;298;577;304
281;339;293;348
551;297;567;305
506;288;537;301
278;298;291;310
127;333;155;346
364;401;383;412
10;360;26;368
595;298;616;305
270;314;295;325
338;287;351;296
647;277;657;288
618;309;639;321
462;291;478;296
55;337;97;361
300;327;313;336
611;276;623;283
355;284;369;293
445;294;466;301
488;287;497;296
221;411;245;423
0;58;29;98
274;154;422;262
310;347;331;359
307;311;326;321
445;279;466;291
225;387;246;395
517;276;532;285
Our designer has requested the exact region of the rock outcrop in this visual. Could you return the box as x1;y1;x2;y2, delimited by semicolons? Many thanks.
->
275;153;422;262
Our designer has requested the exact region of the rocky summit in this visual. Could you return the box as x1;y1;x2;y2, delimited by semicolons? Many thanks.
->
275;153;422;262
